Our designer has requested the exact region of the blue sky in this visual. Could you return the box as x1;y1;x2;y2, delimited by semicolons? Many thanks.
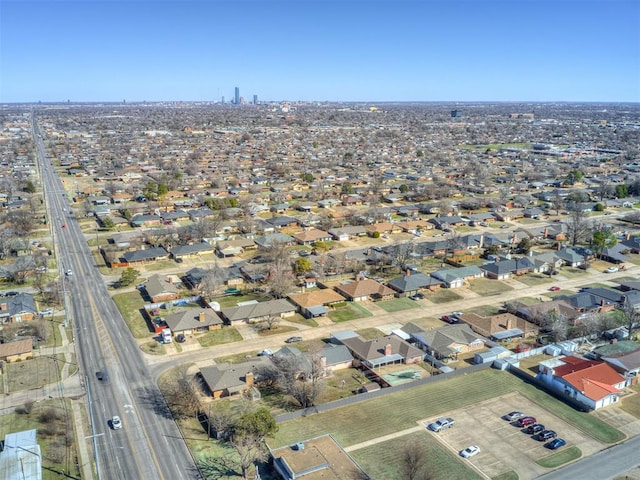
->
1;0;639;103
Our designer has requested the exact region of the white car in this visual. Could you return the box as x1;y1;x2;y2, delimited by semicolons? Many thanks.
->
460;445;480;458
111;415;122;430
65;269;73;276
605;267;619;273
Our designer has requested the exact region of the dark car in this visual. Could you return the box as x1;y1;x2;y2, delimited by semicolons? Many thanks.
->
536;430;557;441
285;336;303;344
176;334;186;343
96;371;108;382
517;416;537;427
545;438;566;450
525;423;545;435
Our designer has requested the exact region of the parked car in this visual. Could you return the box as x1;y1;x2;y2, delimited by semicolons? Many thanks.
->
39;308;54;315
176;334;186;343
536;430;557;441
545;438;566;450
257;349;273;356
605;266;619;273
111;415;122;430
505;411;525;421
285;336;303;344
428;417;455;432
517;416;537;427
441;315;457;324
549;286;560;291
525;423;545;435
460;445;480;458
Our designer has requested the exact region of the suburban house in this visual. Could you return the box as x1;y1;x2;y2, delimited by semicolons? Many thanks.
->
292;228;332;245
337;333;423;369
458;312;539;341
0;293;37;323
481;257;534;280
320;344;354;373
182;266;245;292
163;309;224;336
288;289;347;318
215;238;256;257
404;323;485;362
0;339;33;362
600;344;640;383
200;357;271;399
328;226;367;241
516;298;581;325
220;299;296;325
430;266;484;289
333;278;395;302
144;274;180;303
556;247;588;268
170;241;215;260
537;355;627;410
121;247;169;265
386;272;442;296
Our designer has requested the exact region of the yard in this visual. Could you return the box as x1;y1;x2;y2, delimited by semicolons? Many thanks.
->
197;327;243;347
468;278;514;296
4;355;67;392
515;272;556;287
374;297;420;313
426;289;464;304
328;302;373;322
112;291;149;338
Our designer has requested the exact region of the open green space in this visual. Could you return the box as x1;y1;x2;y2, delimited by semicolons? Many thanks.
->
427;288;464;304
492;471;519;480
619;385;640;419
0;399;81;480
511;273;554;287
272;369;624;453
5;355;66;392
468;278;513;296
328;302;373;322
536;446;581;468
375;297;420;312
197;327;243;347
351;430;482;480
140;341;167;355
112;291;149;338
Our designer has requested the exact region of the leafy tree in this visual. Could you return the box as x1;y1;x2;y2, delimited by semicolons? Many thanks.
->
341;183;354;194
566;169;584;185
516;237;532;254
100;216;115;230
234;407;277;439
399;184;409;193
593;203;604;212
120;208;132;221
591;230;617;258
23;180;36;193
483;244;500;258
294;257;313;275
117;267;139;287
313;241;330;253
615;184;629;199
301;173;314;182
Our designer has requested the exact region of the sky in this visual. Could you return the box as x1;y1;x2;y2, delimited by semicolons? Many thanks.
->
1;0;639;103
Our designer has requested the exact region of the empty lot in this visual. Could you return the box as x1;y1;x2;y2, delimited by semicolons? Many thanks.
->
428;392;605;480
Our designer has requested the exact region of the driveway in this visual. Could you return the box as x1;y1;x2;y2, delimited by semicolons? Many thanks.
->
427;392;605;480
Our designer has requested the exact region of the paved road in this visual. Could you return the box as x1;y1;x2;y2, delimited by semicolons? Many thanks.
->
538;435;640;480
34;117;199;480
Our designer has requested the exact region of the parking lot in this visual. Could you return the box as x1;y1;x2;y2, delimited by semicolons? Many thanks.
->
426;392;606;480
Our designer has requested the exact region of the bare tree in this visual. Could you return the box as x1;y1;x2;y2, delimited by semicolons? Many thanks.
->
401;440;428;480
566;202;590;246
621;296;640;341
542;309;569;342
271;348;326;408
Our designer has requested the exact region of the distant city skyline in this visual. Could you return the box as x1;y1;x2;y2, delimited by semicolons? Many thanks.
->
1;1;638;103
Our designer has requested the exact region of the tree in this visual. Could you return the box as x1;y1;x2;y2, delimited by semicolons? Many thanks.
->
271;348;326;408
542;309;569;342
615;184;629;199
566;169;584;185
294;257;313;275
516;237;532;254
23;180;36;194
117;267;139;287
100;216;115;230
621;297;640;341
401;440;428;480
229;408;277;480
566;202;589;246
591;230;617;258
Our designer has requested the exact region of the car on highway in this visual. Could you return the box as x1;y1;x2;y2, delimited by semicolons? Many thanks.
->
605;266;619;273
525;423;545;435
65;269;73;276
536;429;557;441
505;411;525;421
111;415;122;430
459;445;480;458
285;336;303;344
545;438;566;449
96;371;108;382
428;417;455;432
517;416;537;427
549;286;560;291
61;224;66;228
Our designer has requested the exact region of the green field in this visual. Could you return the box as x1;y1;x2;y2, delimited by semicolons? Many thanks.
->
328;302;373;322
197;327;243;347
375;297;420;312
112;291;149;338
271;369;624;478
468;278;514;296
536;446;582;468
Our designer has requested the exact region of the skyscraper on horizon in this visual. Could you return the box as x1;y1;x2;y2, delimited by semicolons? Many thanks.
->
234;87;240;105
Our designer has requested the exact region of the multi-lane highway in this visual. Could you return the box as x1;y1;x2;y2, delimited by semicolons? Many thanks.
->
32;115;199;479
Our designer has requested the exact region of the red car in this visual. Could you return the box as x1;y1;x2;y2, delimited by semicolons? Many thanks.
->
549;286;560;291
517;416;537;427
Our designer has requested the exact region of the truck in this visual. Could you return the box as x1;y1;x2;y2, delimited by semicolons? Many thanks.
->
428;417;455;432
161;328;172;344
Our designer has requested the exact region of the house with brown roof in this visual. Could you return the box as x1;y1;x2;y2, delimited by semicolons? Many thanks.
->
537;355;627;410
292;228;332;246
220;299;296;325
0;339;33;362
144;274;180;303
288;289;347;318
164;309;223;336
333;278;395;302
458;312;539;341
404;323;485;362
200;358;270;399
338;334;423;368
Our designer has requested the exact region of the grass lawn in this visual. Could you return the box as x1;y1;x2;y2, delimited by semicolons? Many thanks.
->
356;327;386;340
0;399;81;480
257;325;298;337
465;304;502;317
557;267;589;279
279;313;318;327
351;430;482;480
144;260;179;271
468;278;513;296
197;327;243;347
112;291;149;338
426;289;463;304
5;355;64;392
536;446;581;468
328;303;373;322
515;273;555;287
492;472;519;480
619;385;640;419
140;341;166;355
375;297;420;312
214;292;274;308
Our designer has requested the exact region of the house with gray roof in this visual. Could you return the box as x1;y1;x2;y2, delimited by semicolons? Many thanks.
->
0;293;37;323
404;323;485;362
254;233;294;249
556;247;587;267
431;266;484;288
144;273;180;303
220;299;296;325
170;241;215;260
164;308;223;335
387;272;442;296
121;247;169;265
200;357;271;399
338;334;423;368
